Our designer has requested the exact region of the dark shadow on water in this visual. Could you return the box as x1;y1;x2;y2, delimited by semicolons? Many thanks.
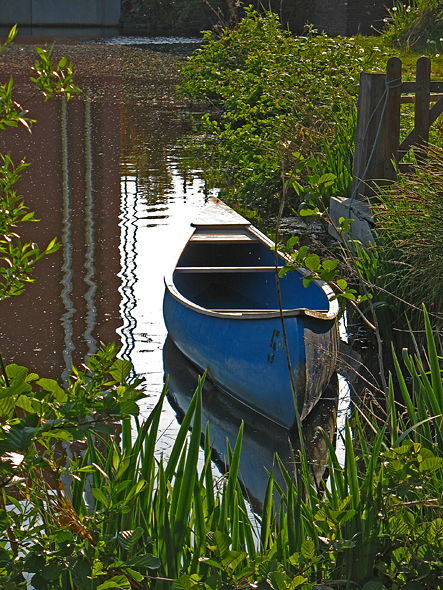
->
163;336;338;513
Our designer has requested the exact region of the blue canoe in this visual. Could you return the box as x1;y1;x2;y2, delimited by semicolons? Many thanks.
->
163;197;339;429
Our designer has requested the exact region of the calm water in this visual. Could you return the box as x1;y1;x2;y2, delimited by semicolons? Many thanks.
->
0;37;341;508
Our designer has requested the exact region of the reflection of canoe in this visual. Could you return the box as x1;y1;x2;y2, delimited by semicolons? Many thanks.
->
163;197;339;429
163;336;338;512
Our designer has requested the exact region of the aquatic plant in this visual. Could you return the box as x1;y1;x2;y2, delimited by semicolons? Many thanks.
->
3;307;443;588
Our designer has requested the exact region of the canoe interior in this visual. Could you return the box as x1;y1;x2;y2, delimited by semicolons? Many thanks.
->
177;238;277;267
174;238;330;312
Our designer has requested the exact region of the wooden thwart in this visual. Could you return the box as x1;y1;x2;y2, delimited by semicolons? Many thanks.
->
175;266;280;273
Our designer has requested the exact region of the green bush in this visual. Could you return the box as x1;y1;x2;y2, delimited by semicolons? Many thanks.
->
179;8;386;212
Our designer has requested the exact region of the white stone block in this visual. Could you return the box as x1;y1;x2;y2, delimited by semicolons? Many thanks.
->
329;196;375;247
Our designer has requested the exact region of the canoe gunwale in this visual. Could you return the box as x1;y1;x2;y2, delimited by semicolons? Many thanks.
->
164;278;334;320
166;221;339;322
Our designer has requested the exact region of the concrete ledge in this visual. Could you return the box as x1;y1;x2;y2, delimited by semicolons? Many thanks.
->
0;0;120;26
329;196;375;246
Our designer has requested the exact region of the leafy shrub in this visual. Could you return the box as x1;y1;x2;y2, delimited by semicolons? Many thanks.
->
179;8;386;212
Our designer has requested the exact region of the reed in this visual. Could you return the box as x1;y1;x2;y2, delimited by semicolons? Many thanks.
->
5;314;443;588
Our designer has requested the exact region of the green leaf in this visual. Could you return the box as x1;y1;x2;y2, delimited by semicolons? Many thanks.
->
318;172;336;187
291;576;308;588
25;553;46;573
389;515;410;536
304;254;321;272
322;259;339;272
119;400;139;416
41;563;64;581
300;539;315;561
3;424;36;452
117;527;143;550
286;236;299;249
419;456;443;474
207;531;231;556
109;359;132;383
44;237;61;255
97;576;131;590
296;246;309;261
0;396;15;419
15;395;34;413
173;574;202;590
221;550;247;570
123;567;143;582
299;208;316;217
0;381;32;399
40;429;74;441
5;364;28;380
37;378;67;402
336;278;348;291
338;217;353;233
92;487;109;508
126;554;161;569
92;561;104;578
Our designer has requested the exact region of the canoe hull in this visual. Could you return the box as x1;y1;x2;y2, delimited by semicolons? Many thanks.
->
163;288;338;429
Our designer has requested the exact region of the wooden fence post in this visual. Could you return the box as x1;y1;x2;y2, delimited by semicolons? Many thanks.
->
384;57;402;181
351;72;387;199
414;56;431;163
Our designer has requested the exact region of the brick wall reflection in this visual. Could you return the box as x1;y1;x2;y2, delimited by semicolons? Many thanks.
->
0;70;122;382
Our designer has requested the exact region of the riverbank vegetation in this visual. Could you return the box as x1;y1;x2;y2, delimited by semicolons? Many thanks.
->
179;3;443;337
3;322;443;588
2;4;443;589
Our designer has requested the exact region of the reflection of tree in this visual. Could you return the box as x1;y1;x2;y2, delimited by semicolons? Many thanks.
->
120;47;196;204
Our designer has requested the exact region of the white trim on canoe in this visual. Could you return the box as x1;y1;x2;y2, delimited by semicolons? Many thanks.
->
164;197;339;322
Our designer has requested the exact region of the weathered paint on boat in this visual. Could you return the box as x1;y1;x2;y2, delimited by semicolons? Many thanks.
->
163;197;339;429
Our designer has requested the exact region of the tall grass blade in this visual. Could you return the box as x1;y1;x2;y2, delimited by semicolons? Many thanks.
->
319;427;345;500
165;375;201;480
424;304;443;409
392;344;416;426
172;381;203;553
260;463;274;551
388;372;396;448
226;421;244;511
203;422;215;516
235;485;256;559
344;416;360;509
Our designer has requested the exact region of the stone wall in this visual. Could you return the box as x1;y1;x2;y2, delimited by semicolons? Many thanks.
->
0;0;120;27
313;0;394;37
0;0;391;36
119;0;392;37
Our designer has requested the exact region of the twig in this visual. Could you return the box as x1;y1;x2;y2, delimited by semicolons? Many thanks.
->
274;158;297;399
324;203;388;398
0;354;9;387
